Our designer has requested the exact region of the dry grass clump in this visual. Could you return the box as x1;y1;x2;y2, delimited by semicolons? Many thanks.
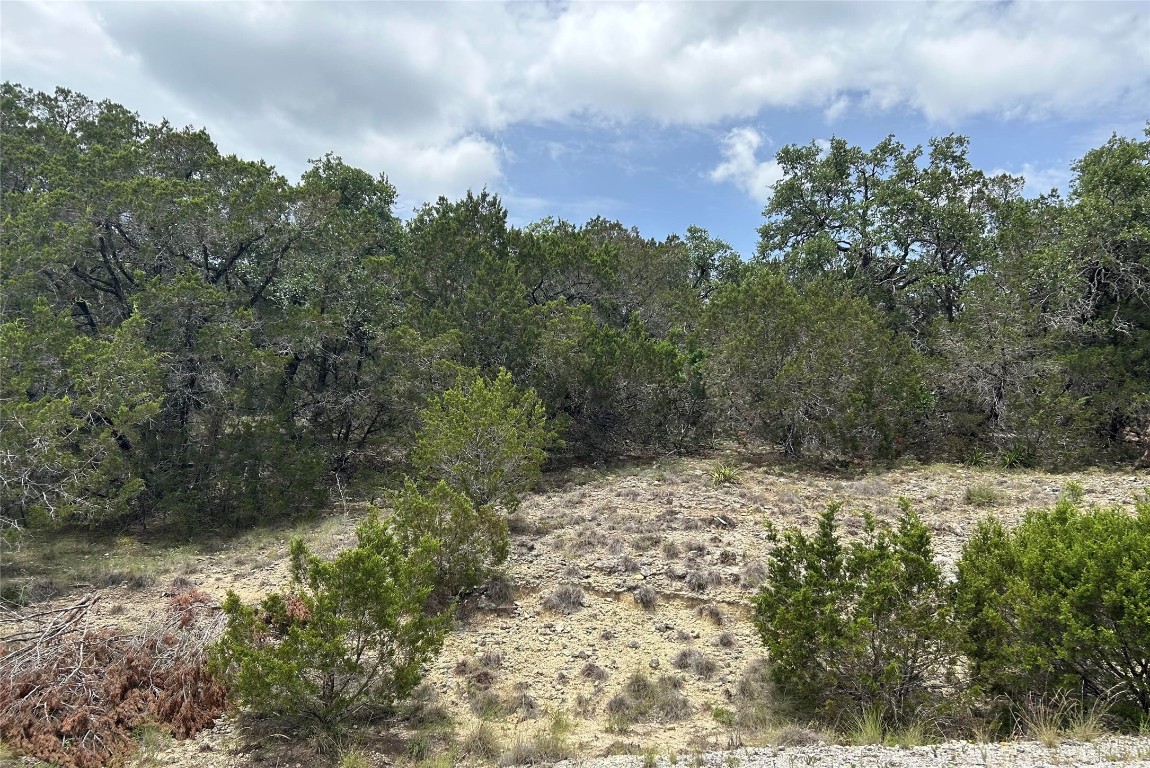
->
580;661;610;682
542;585;585;614
634;584;658;611
686;568;722;592
696;602;726;626
0;592;225;768
605;671;692;728
484;573;515;605
671;648;718;679
661;540;681;560
740;558;768;587
498;711;573;766
461;722;502;760
733;658;776;733
404;683;452;728
716;631;737;648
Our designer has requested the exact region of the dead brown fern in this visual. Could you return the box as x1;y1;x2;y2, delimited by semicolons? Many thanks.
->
0;591;227;768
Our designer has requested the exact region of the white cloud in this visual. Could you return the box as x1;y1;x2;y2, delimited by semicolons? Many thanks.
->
708;127;785;205
354;133;505;213
2;1;1146;203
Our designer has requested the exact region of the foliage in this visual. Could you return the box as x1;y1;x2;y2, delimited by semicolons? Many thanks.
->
210;513;448;729
753;501;958;725
387;479;508;603
705;270;926;458
0;302;162;528
954;492;1150;719
412;368;554;511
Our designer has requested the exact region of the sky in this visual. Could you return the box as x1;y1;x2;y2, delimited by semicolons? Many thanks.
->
2;1;1148;258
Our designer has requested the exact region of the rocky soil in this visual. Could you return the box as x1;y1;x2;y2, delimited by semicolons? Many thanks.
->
7;456;1148;767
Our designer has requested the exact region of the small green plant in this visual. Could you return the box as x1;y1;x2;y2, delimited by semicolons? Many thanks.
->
848;707;886;745
498;711;573;766
962;448;991;467
712;706;736;727
963;483;1001;507
210;512;449;731
336;747;372;768
999;444;1034;469
1062;480;1086;503
710;463;742;485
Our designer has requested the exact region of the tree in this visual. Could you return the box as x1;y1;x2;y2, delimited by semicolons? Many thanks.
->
757;133;1021;338
0;302;161;528
211;513;448;729
704;268;924;457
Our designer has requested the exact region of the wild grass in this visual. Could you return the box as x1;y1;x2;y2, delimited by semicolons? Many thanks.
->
605;672;692;730
499;711;573;766
963;483;1002;507
710;463;742;485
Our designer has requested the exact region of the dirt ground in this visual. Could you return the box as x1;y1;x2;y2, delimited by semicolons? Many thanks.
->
5;455;1148;767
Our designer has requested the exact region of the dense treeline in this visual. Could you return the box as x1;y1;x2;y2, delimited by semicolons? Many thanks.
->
2;83;1147;532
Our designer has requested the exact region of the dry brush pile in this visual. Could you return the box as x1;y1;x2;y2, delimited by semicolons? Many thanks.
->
0;585;227;768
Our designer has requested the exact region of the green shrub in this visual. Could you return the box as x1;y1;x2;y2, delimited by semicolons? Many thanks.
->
388;479;508;603
752;501;958;725
955;492;1150;720
210;513;448;730
413;368;555;511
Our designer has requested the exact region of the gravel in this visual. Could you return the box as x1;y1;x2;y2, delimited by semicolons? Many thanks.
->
543;738;1150;768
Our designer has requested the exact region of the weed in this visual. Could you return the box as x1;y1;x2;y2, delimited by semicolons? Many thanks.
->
739;559;767;586
662;540;682;559
499;711;573;766
1019;691;1113;746
581;662;609;681
713;706;736;726
716;631;737;648
734;659;776;733
963;448;991;467
336;747;372;768
1062;480;1086;504
686;568;722;592
770;725;826;746
405;683;452;728
605;671;692;726
1000;444;1035;469
848;707;886;745
484;572;515;605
